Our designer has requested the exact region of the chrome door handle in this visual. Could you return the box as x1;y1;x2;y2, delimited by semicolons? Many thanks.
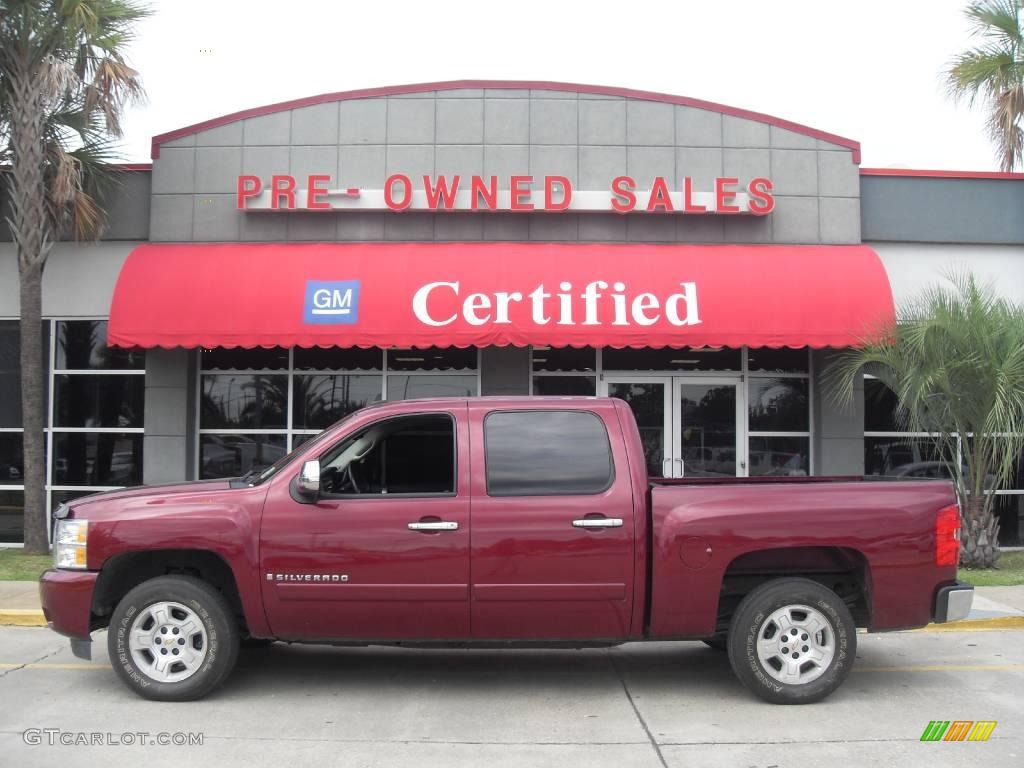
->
407;521;459;531
572;518;624;529
675;457;684;477
661;458;671;477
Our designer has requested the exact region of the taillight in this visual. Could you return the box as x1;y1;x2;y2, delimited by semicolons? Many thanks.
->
935;504;961;567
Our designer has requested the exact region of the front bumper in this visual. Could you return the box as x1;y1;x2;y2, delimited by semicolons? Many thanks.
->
933;581;974;623
39;569;98;640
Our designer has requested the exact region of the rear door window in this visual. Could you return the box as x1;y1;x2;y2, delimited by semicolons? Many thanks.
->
484;410;614;496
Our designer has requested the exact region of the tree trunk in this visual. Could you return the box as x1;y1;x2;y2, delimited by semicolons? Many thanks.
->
8;59;53;553
18;266;47;554
960;496;1001;569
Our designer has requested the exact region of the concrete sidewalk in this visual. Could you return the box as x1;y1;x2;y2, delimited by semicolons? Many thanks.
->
2;579;1023;630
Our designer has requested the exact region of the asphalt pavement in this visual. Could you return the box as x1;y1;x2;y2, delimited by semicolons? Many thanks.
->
0;624;1021;767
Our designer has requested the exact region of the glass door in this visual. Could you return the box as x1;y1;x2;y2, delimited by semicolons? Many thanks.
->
603;377;671;478
672;378;745;477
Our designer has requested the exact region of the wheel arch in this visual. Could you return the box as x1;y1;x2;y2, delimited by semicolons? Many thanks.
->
91;549;251;634
712;546;873;635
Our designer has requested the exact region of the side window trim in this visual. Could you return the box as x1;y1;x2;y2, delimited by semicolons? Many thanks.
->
483;409;616;497
316;411;459;499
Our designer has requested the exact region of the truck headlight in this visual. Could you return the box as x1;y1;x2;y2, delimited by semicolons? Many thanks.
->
53;519;88;569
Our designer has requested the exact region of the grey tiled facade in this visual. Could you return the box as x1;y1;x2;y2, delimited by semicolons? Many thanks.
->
150;85;861;245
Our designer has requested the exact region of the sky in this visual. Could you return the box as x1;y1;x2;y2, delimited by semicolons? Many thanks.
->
118;0;1002;170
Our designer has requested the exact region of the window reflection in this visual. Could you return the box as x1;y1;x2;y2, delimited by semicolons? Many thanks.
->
54;375;144;428
386;375;477;400
200;434;287;479
292;374;383;430
56;321;143;370
748;379;809;432
201;375;287;429
749;436;809;476
53;433;143;486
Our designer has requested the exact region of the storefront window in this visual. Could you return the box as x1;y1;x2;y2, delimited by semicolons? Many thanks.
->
0;322;20;428
201;375;287;429
0;490;24;544
386;375;478;400
748;379;809;432
200;346;289;371
50;320;144;516
387;346;477;371
292;374;383;429
56;320;143;370
54;375;144;428
603;346;741;371
200;434;287;479
533;376;597;396
196;346;478;478
749;436;810;477
747;347;810;373
532;346;597;372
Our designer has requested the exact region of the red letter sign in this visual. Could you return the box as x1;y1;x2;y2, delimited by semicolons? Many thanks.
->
236;175;262;209
611;176;637;213
306;175;331;210
545;176;572;211
748;177;775;215
510;176;534;210
270;175;296;210
385;174;413;210
715;177;740;214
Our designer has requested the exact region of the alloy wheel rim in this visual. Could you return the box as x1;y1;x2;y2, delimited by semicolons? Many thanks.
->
754;603;835;685
127;601;208;683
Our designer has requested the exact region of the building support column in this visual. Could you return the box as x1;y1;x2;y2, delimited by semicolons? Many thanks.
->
143;348;193;484
812;349;865;475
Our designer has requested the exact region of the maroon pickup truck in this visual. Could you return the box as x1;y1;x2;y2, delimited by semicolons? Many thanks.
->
40;396;972;704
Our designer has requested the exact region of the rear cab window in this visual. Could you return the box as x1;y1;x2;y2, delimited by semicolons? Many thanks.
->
484;410;614;496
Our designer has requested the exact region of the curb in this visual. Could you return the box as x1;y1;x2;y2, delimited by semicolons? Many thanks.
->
914;616;1024;632
0;610;46;627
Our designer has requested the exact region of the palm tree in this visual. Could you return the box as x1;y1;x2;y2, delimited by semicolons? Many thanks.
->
946;0;1024;171
1;1;149;553
825;274;1024;568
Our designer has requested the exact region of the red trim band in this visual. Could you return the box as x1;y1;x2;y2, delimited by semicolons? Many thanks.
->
150;80;862;162
860;167;1024;180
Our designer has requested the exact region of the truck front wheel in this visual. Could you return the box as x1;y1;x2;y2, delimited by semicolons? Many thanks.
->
107;575;240;701
727;578;856;704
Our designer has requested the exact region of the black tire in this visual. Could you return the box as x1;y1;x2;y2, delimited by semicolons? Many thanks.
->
108;575;240;701
727;578;856;704
702;634;728;651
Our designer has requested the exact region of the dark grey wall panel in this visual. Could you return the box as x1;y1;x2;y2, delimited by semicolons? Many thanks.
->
0;169;150;242
862;176;1024;244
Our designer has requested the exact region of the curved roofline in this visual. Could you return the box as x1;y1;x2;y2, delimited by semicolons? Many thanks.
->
150;79;861;162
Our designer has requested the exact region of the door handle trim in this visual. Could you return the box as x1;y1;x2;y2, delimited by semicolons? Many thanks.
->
572;518;624;529
407;521;459;531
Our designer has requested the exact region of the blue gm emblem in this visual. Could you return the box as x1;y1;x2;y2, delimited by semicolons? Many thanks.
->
304;280;361;324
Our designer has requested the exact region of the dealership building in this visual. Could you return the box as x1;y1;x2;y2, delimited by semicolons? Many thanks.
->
1;80;1022;545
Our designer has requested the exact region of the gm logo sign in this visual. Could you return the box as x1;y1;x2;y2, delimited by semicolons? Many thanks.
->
304;280;361;324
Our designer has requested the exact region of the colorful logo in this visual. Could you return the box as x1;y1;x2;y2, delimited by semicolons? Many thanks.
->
920;721;997;742
304;280;360;325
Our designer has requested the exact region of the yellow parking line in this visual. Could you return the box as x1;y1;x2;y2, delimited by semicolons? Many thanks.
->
857;663;1024;673
0;662;110;670
913;617;1024;632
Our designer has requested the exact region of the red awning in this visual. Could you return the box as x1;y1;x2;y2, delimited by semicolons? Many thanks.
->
107;243;894;349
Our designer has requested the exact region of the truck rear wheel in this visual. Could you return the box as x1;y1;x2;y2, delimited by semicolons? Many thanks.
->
727;578;856;704
107;575;239;701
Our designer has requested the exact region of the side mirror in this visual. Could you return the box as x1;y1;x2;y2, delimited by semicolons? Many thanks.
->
295;460;321;500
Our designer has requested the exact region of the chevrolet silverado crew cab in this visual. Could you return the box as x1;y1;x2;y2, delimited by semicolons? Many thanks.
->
40;397;973;704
